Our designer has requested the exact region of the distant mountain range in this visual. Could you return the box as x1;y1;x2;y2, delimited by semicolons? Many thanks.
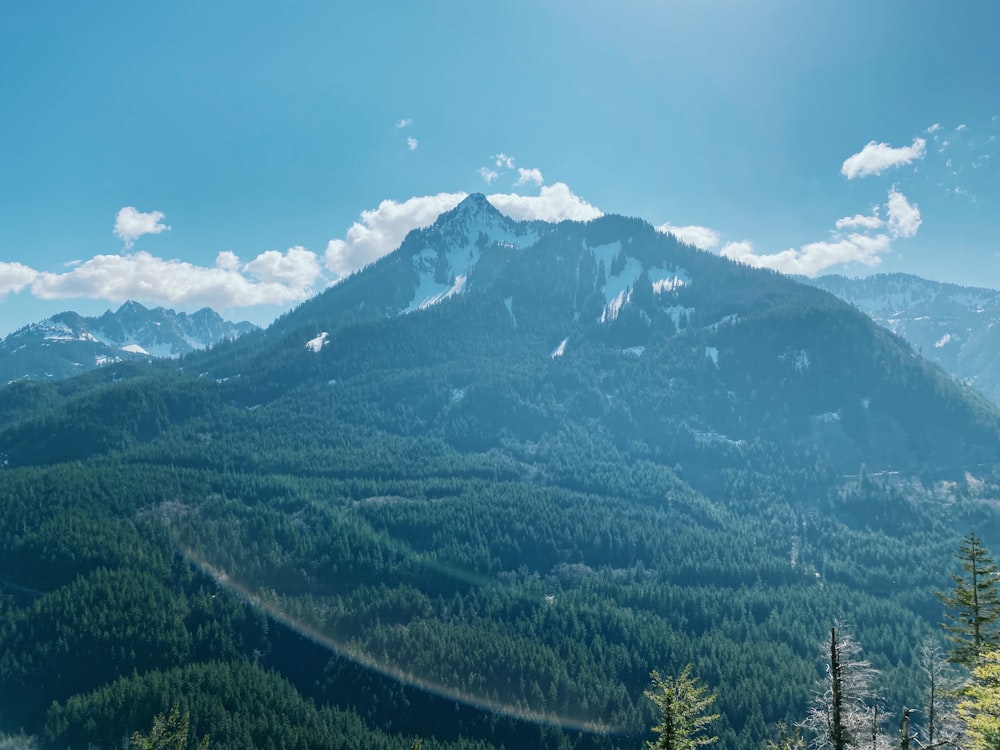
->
0;301;256;383
809;273;1000;404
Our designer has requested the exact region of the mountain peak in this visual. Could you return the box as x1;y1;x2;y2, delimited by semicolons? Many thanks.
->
436;192;503;227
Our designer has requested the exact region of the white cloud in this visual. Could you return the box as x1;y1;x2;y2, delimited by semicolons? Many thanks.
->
515;167;544;187
324;183;602;279
834;212;883;230
487;182;602;222
885;186;921;238
721;235;892;277
31;249;321;307
113;206;171;248
718;186;918;277
407;137;418;151
655;222;721;250
0;261;39;296
216;250;242;272
244;246;322;288
927;123;941;134
956;123;967;132
493;152;515;169
395;118;413;129
478;167;499;185
841;137;927;179
324;192;467;278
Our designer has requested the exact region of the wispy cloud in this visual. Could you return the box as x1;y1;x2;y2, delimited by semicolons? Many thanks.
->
515;167;544;186
834;211;883;231
656;222;721;250
113;206;171;248
395;118;412;128
478;167;499;185
406;137;419;151
493;153;515;169
841;138;927;179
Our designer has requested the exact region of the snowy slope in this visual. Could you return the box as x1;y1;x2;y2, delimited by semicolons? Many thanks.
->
0;302;256;383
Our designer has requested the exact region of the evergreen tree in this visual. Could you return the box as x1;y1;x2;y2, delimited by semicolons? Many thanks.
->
129;706;209;750
957;649;1000;750
938;532;1000;665
644;665;720;750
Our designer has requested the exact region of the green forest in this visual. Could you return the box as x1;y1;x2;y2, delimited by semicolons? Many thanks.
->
2;212;1000;748
1;367;998;748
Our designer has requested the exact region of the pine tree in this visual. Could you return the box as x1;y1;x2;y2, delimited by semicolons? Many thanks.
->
129;706;210;750
644;665;720;750
938;532;1000;665
957;649;1000;750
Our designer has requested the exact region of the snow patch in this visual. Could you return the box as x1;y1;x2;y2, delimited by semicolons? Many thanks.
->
623;346;645;357
934;333;952;348
650;267;690;294
601;287;633;322
795;350;810;373
551;338;568;358
504;296;516;327
121;344;149;355
664;306;695;330
450;388;466;402
707;314;740;331
306;332;329;352
705;346;719;366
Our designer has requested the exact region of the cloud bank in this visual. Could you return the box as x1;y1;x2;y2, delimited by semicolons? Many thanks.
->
720;187;920;277
0;262;39;297
30;248;323;307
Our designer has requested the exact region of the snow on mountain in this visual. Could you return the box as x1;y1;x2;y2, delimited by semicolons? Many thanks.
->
809;272;1000;404
0;302;257;383
305;332;329;352
402;194;540;314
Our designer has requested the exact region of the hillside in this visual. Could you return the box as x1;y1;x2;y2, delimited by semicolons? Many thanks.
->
809;272;1000;405
1;196;999;750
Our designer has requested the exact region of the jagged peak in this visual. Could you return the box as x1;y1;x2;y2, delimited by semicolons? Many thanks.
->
434;192;505;228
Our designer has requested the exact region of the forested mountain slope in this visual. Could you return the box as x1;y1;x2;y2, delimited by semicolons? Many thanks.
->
1;195;999;749
809;272;1000;406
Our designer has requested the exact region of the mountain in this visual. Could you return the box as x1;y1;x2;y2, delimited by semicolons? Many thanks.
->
0;301;257;383
808;272;1000;405
187;195;1000;475
1;195;999;750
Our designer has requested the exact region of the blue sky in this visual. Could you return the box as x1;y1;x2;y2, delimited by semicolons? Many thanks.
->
1;1;998;336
